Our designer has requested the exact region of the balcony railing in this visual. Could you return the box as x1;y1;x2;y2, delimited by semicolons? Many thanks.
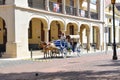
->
49;1;62;13
27;0;99;20
90;12;98;19
28;0;45;10
0;0;5;5
66;6;77;16
79;9;88;18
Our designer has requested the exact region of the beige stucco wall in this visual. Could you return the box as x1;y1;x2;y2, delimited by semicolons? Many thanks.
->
0;0;106;58
50;21;59;40
0;18;3;44
29;18;41;44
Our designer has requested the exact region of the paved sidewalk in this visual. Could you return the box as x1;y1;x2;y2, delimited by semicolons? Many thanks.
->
0;51;120;80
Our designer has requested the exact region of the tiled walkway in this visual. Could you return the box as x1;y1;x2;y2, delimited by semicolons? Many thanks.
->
0;51;120;80
0;60;34;68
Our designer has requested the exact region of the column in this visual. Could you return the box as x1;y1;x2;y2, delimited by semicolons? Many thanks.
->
44;29;49;42
99;0;104;20
6;21;30;58
4;10;17;58
116;27;118;43
96;29;100;49
62;0;66;14
87;0;90;18
45;0;49;11
87;29;90;50
111;25;113;43
97;0;100;19
90;26;93;44
100;24;104;50
119;29;120;43
76;0;80;16
80;32;83;47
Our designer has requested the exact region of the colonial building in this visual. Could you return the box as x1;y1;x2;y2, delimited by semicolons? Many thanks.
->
0;0;105;58
105;2;120;50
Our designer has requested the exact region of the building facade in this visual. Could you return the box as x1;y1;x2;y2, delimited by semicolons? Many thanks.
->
0;0;105;58
105;2;120;50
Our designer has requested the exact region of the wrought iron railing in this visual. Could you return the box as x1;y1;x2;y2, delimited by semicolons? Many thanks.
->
28;0;45;10
49;1;62;13
0;0;5;5
90;12;98;19
65;6;77;16
27;0;99;20
79;9;88;18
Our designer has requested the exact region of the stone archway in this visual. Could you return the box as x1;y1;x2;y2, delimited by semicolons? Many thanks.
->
49;21;64;41
92;26;100;50
0;17;7;53
66;23;78;35
80;24;90;50
28;18;48;50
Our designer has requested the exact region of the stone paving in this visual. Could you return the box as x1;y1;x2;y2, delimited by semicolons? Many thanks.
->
0;60;34;68
0;51;120;80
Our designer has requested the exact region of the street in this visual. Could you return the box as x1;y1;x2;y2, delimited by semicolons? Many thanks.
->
0;51;120;80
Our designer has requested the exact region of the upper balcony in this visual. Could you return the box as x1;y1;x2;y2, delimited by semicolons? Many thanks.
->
0;0;15;5
49;1;62;13
27;0;100;20
1;0;100;20
28;0;45;10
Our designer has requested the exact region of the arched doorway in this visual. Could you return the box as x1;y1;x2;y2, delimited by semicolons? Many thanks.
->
28;18;47;50
0;17;7;53
92;26;100;49
49;21;64;41
66;23;78;35
80;24;90;50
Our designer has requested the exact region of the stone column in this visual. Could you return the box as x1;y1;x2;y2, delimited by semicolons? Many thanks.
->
96;29;100;49
119;29;120;43
62;0;66;14
80;32;83;47
76;0;80;16
4;9;19;58
96;0;100;19
45;0;49;11
5;22;16;58
87;0;90;18
90;26;93;44
99;0;105;20
44;28;49;42
6;21;30;58
87;29;90;50
116;27;119;43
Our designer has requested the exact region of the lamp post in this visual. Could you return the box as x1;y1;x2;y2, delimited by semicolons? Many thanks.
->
111;0;118;60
